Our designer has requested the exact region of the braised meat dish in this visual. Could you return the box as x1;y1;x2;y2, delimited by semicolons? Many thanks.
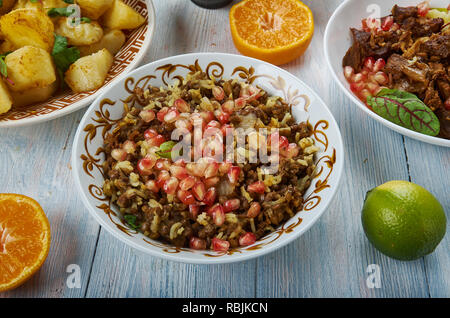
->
342;2;450;139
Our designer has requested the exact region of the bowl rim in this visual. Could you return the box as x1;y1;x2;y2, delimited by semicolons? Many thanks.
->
323;0;450;148
71;52;345;264
0;0;156;128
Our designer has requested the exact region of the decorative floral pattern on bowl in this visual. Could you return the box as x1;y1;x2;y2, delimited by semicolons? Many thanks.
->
0;0;155;128
72;53;344;264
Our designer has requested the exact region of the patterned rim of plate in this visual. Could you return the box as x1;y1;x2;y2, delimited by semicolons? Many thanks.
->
0;0;155;128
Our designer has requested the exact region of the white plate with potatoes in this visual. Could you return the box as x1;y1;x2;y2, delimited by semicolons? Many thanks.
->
0;0;155;127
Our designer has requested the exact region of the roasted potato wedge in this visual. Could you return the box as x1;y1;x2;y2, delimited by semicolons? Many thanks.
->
11;82;58;107
77;0;113;20
0;0;16;15
12;0;42;11
55;18;104;46
78;29;126;57
0;40;15;54
0;78;13;114
5;46;56;92
65;48;113;93
0;8;55;52
102;0;145;30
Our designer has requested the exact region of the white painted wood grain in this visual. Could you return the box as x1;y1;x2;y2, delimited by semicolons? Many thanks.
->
0;0;448;298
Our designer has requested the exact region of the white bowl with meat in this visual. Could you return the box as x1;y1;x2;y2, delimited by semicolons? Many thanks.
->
71;53;344;264
324;0;450;147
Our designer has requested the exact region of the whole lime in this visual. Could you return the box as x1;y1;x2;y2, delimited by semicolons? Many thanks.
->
361;180;446;261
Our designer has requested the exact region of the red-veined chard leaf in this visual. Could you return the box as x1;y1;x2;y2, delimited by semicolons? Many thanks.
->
367;88;440;136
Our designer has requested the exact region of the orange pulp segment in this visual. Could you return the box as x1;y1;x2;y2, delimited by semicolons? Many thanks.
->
0;194;51;292
229;0;314;65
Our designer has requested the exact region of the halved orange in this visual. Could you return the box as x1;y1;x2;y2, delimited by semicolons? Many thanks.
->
0;194;51;292
229;0;314;65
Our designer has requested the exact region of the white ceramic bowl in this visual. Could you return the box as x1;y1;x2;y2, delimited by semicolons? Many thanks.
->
324;0;450;147
72;53;344;264
0;0;155;128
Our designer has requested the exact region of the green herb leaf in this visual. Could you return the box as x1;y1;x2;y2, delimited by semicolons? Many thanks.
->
0;52;11;79
0;0;3;8
29;0;40;3
47;7;76;17
123;214;140;230
63;0;75;4
51;34;80;85
156;141;177;159
367;88;440;136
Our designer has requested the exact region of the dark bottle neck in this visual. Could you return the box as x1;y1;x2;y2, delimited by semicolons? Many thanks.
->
191;0;233;9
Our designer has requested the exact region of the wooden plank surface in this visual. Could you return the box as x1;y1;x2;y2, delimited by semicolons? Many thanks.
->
0;0;448;298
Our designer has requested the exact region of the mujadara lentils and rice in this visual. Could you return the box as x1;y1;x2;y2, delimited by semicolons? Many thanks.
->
102;71;319;252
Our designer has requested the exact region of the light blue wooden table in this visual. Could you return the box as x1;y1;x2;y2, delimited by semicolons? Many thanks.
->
1;0;448;298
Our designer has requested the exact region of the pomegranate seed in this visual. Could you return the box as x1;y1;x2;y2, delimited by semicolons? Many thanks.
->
215;109;230;124
350;82;365;94
174;98;190;112
269;132;289;149
144;128;158;140
247;181;265;194
219;162;232;175
234;97;246;109
139;109;155;123
227;166;241;184
163;177;179;195
179;176;197;191
360;89;372;100
204;161;219;178
189;204;200;219
352;72;367;83
212;86;225;101
247;85;261;100
164;108;180;123
145;180;159;193
247;202;261;218
373;58;386;72
211;204;225;226
156;170;170;188
205;120;221;131
111;148;127;161
211;238;230;252
122;140;136;154
157;107;169;122
177;189;196;205
363;57;376;71
221;124;233;137
364;17;381;31
281;143;300;159
189;237;206;250
192;182;206;201
155;159;171;171
417;1;430;16
137;155;157;176
203;187;217;206
239;232;256;246
186;159;208;177
148;134;165;147
175;118;193;131
373;71;388;85
204;177;220;188
366;82;380;95
343;66;354;80
221;100;235;113
173;159;186;167
223;199;240;212
199;111;215;124
170;165;189;180
381;16;394;31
